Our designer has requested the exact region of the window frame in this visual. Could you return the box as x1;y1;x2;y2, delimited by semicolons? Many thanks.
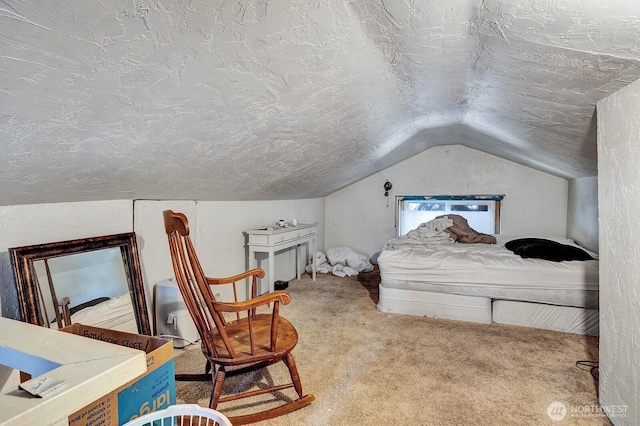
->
396;195;503;237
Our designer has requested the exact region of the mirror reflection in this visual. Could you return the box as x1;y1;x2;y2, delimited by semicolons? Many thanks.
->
10;232;151;336
33;248;137;332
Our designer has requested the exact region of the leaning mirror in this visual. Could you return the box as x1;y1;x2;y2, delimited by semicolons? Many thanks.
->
9;232;151;336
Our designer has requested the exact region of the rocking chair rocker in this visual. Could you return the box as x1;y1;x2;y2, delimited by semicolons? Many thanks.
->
163;210;314;424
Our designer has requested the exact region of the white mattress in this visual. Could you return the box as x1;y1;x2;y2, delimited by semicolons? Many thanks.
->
378;235;599;308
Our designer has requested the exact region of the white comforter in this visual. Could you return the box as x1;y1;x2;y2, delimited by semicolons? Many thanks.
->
402;217;454;245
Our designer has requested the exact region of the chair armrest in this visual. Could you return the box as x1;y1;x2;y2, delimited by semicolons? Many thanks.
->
206;268;265;285
58;297;71;326
213;291;291;313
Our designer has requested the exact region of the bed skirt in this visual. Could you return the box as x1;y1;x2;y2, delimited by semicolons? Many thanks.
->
492;300;599;336
377;285;492;324
377;284;599;336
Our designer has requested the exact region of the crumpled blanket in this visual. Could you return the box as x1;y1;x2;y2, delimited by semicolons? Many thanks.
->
383;217;455;250
406;217;454;244
384;214;496;250
306;247;374;277
438;214;496;244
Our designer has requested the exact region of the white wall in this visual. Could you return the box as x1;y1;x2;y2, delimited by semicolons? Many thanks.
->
0;200;133;319
0;198;325;329
567;177;599;253
325;144;569;258
597;78;640;425
134;199;325;318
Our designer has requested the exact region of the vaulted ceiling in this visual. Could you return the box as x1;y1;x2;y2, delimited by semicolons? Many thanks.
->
1;0;639;206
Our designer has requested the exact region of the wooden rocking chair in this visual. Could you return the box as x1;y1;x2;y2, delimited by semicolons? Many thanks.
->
163;210;314;424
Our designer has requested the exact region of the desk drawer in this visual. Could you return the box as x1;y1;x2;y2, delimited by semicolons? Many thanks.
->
271;228;315;244
299;226;316;237
247;226;316;246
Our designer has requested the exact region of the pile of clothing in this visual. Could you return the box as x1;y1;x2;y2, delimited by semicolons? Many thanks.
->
384;214;496;251
306;247;374;277
438;214;496;244
405;214;497;245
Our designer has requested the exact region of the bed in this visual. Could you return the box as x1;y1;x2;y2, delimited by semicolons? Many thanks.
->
51;294;139;333
377;227;599;336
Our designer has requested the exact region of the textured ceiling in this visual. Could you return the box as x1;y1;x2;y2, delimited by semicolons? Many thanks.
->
1;0;640;205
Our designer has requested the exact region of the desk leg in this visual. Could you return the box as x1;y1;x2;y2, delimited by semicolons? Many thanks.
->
311;237;316;281
296;244;301;280
249;248;258;271
248;247;258;298
268;247;275;294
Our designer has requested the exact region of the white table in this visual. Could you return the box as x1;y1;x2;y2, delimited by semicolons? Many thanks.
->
0;317;146;426
245;222;317;294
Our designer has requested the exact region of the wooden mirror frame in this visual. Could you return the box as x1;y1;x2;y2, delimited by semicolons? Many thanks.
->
9;232;151;336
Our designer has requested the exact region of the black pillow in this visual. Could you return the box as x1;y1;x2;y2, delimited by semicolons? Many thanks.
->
505;238;556;252
505;238;594;262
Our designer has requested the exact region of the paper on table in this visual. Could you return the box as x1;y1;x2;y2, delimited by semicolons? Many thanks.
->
19;376;67;397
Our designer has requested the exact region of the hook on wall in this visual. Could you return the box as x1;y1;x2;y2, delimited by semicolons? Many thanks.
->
384;181;393;206
384;181;392;196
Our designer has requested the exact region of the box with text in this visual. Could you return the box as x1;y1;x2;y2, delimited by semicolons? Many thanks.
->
61;324;176;426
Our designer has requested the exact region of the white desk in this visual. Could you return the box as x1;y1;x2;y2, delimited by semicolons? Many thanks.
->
0;317;146;426
245;222;317;294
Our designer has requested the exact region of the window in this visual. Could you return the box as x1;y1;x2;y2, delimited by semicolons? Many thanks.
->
397;195;503;236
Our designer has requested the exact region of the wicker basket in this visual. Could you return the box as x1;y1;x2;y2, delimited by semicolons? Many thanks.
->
122;404;232;426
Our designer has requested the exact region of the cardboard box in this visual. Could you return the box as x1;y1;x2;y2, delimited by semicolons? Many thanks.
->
61;324;176;426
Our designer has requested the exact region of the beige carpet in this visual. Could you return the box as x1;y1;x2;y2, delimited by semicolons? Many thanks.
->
174;270;608;426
